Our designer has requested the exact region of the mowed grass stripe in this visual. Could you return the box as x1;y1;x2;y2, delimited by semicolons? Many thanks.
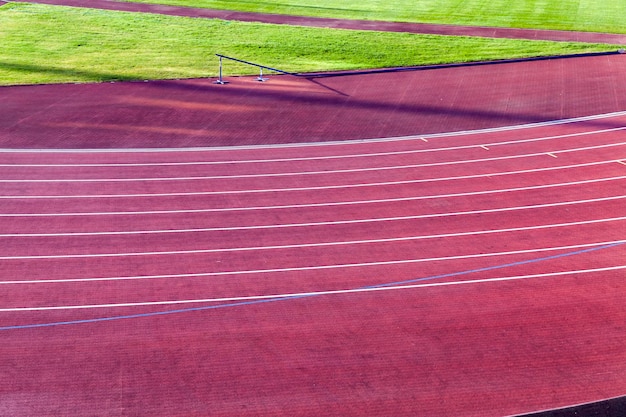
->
122;0;626;34
0;3;615;86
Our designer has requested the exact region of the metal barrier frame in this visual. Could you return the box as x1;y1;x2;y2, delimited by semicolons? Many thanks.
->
214;54;299;84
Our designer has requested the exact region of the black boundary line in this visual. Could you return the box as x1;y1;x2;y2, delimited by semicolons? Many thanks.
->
510;395;626;417
7;49;621;91
213;50;625;81
301;49;625;79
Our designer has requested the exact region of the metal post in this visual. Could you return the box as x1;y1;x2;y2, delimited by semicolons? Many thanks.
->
213;56;229;85
257;68;268;82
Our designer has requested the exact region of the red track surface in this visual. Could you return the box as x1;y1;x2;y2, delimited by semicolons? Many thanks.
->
2;4;626;416
2;111;626;416
2;53;626;149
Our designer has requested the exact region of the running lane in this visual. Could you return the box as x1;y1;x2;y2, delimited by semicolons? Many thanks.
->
2;53;626;149
1;112;626;416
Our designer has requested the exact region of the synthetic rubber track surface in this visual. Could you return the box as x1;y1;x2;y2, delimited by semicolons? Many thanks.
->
2;108;626;416
3;53;626;149
1;11;626;412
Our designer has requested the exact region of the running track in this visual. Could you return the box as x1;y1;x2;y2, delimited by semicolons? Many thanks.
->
2;2;626;415
1;111;626;416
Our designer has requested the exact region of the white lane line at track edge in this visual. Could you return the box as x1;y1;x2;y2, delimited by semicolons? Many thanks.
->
1;110;626;153
1;126;624;167
1;141;625;182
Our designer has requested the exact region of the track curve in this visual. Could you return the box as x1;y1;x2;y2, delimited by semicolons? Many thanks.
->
1;112;626;416
2;6;626;412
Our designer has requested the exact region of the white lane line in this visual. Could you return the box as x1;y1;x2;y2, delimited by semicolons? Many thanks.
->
2;110;626;154
2;240;623;285
1;216;625;260
1;126;623;168
1;141;625;183
2;194;624;237
3;265;625;312
1;175;624;213
0;155;624;200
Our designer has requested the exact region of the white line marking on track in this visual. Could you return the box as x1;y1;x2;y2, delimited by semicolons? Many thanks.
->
2;195;624;237
1;175;624;210
2;216;625;260
1;240;623;285
1;126;623;167
3;265;625;311
2;110;625;153
1;141;625;183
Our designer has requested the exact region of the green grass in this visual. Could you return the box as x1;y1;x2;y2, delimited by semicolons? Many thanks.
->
0;3;617;86
123;0;626;34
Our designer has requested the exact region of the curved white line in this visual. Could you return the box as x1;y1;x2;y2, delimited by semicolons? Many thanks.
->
2;216;625;260
1;141;625;183
3;265;625;311
2;194;624;237
2;240;623;285
1;126;623;168
2;110;626;154
1;175;624;213
0;161;624;202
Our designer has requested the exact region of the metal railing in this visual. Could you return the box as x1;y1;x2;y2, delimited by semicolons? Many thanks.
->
214;54;299;84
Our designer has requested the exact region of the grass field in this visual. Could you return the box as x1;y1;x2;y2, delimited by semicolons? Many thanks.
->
123;0;626;34
0;3;616;86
